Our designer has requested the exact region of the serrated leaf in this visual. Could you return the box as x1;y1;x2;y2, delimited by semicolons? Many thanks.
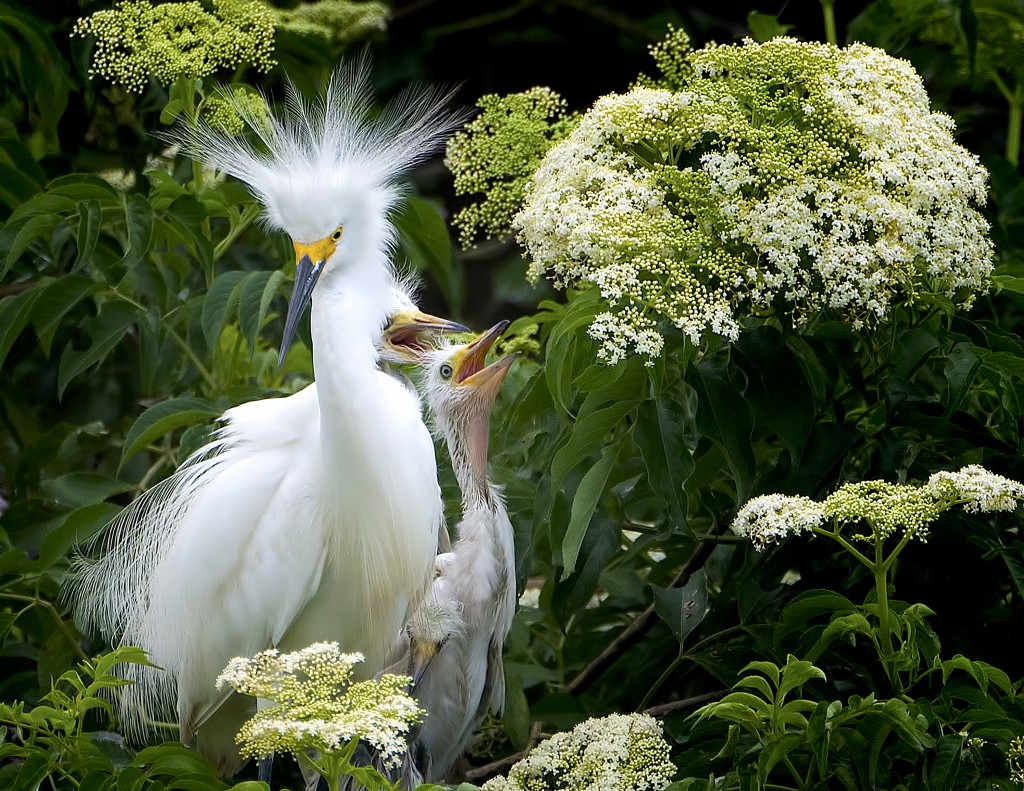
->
4;211;62;272
30;276;101;356
237;270;274;350
122;192;154;268
40;474;129;510
396;195;459;310
58;300;139;397
76;199;102;271
121;396;220;465
202;270;245;347
635;395;692;533
550;400;636;492
561;447;616;579
0;287;42;368
694;357;755;503
652;569;708;646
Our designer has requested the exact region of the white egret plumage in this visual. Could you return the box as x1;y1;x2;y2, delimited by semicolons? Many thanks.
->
392;321;519;785
69;60;465;775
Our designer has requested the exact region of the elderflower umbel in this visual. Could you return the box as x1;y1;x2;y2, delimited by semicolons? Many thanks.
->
1009;735;1024;784
275;0;388;48
74;0;276;92
731;494;826;551
445;88;581;248
927;464;1024;513
733;465;1024;551
216;642;422;769
482;713;675;791
514;36;993;363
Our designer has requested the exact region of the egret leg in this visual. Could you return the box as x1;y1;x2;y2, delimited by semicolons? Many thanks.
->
258;754;274;786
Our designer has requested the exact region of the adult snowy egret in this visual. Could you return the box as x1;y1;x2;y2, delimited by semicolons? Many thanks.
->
70;60;464;775
393;321;519;785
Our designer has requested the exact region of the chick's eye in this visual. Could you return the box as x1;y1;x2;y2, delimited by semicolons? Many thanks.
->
439;363;453;380
331;227;343;241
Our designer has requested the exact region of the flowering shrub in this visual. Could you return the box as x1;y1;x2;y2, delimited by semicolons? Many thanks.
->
73;0;277;92
732;464;1024;550
481;713;675;791
506;35;995;363
216;642;422;772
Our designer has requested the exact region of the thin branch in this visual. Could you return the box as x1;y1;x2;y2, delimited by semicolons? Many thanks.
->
464;721;542;782
644;687;730;718
566;530;721;696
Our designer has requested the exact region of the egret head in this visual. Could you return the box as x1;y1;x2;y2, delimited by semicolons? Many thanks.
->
406;595;462;688
176;56;464;363
422;321;517;487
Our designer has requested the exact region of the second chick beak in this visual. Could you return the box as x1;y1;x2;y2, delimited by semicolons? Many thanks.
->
410;640;438;689
385;310;470;361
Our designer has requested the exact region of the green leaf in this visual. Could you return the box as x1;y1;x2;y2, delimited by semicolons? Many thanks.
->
805;612;873;662
30;276;102;356
3;212;63;272
694;357;755;503
0;287;43;368
550;400;636;493
561;447;616;579
651;569;708;646
501;665;530;751
76;199;102;271
202;270;246;347
544;288;601;417
747;10;793;40
942;342;980;421
930;733;963;791
395;195;459;310
121;396;220;465
237;270;275;350
11;751;49;791
160;99;185;125
40;474;130;509
122;193;154;267
634;395;693;533
57;300;139;397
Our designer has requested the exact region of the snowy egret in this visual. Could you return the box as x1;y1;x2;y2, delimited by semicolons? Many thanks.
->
69;60;464;775
393;321;519;785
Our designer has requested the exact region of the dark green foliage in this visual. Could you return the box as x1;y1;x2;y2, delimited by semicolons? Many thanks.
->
2;2;1024;790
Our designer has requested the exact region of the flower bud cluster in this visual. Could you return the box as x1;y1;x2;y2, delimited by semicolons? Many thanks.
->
216;642;422;768
512;36;992;363
732;465;1022;550
74;0;276;92
482;712;675;791
445;87;581;248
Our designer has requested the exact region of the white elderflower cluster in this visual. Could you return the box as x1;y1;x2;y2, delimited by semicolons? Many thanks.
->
482;712;675;791
515;36;993;363
733;465;1023;552
216;642;422;768
730;494;826;551
927;464;1024;513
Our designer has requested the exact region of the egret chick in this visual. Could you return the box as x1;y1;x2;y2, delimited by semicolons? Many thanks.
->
397;321;519;784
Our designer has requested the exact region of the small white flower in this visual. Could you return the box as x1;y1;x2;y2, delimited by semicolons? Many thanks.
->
731;494;826;551
927;465;1024;513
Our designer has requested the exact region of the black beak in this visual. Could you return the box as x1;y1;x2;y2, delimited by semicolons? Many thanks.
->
279;254;324;366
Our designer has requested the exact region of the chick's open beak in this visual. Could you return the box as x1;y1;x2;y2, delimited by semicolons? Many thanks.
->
385;310;470;360
279;237;338;365
454;320;510;385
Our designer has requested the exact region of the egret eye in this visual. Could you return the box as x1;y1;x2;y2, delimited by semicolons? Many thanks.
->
439;363;454;380
331;227;343;241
